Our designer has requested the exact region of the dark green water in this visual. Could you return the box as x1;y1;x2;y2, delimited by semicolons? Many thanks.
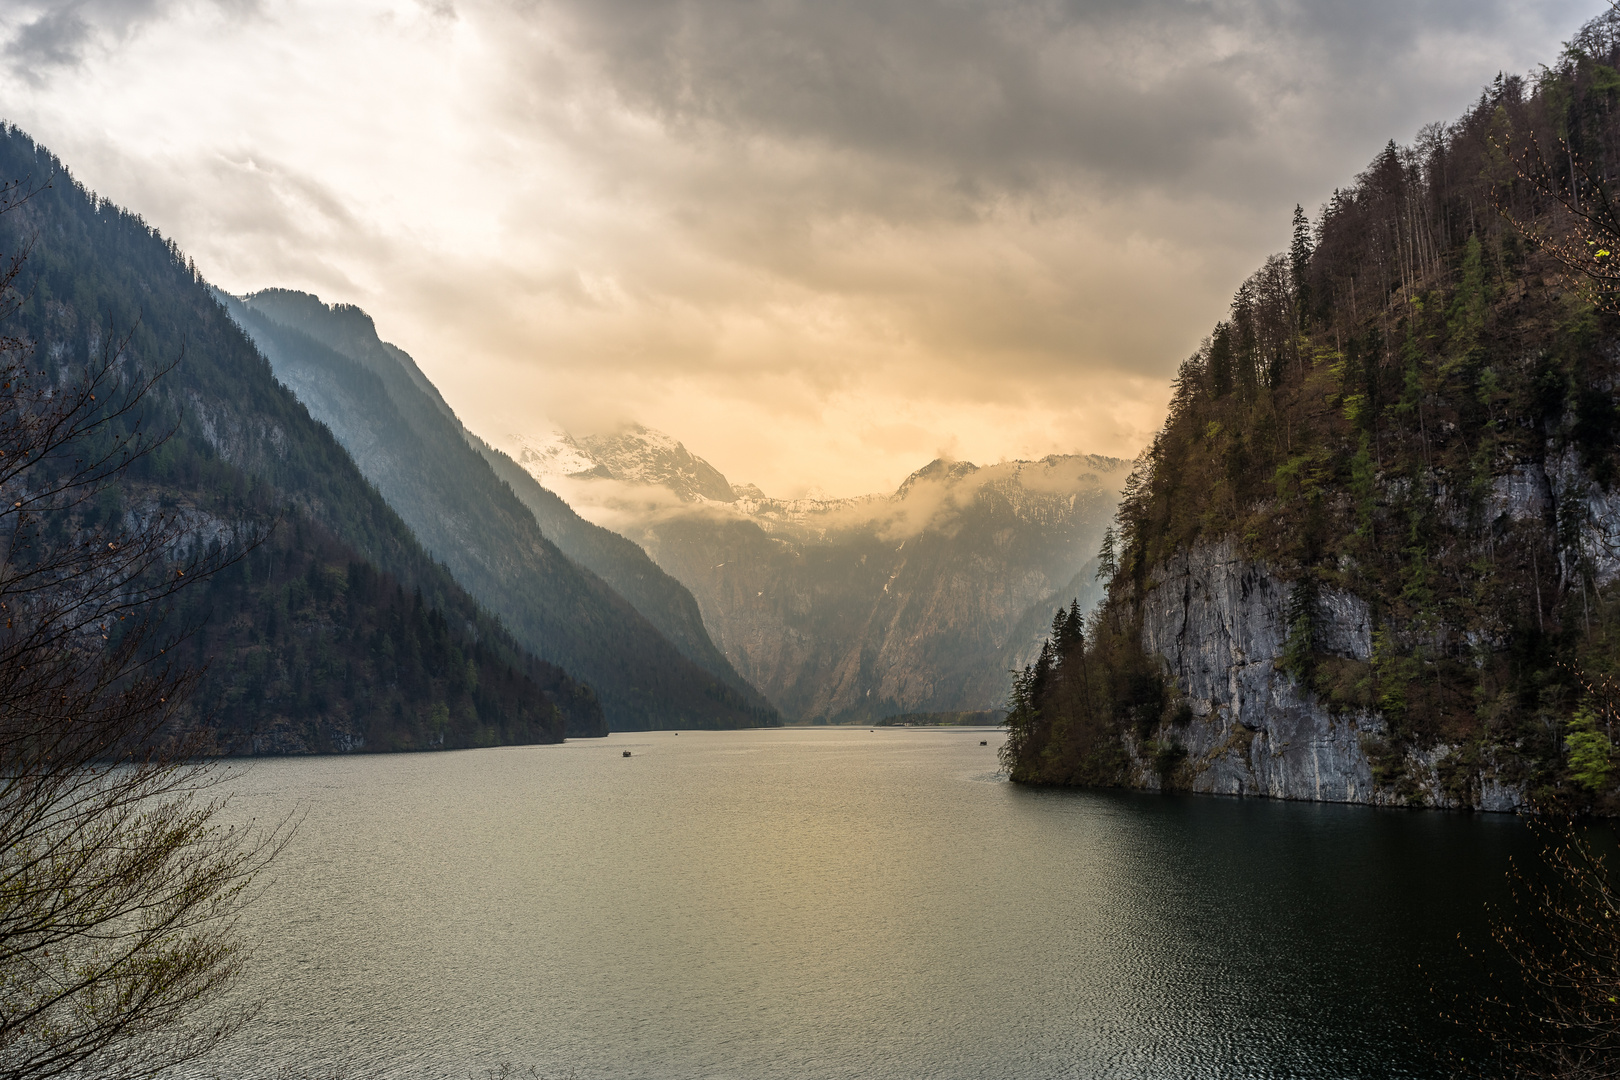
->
206;727;1534;1079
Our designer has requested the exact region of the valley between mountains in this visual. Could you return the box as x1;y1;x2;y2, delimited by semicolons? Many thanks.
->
12;5;1620;814
507;431;1128;722
0;120;1135;747
230;287;1129;726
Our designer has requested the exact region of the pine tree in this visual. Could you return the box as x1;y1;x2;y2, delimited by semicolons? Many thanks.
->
1290;204;1314;325
1052;602;1083;658
1209;322;1235;398
1095;527;1118;582
1032;640;1054;699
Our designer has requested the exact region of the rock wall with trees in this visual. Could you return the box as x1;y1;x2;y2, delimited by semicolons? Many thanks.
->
1005;11;1620;812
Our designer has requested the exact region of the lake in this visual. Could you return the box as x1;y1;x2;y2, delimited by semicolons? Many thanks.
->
201;726;1535;1079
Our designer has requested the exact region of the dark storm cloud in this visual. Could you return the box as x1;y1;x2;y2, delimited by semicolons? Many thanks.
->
4;1;173;69
0;0;1602;495
7;7;95;66
527;0;1591;195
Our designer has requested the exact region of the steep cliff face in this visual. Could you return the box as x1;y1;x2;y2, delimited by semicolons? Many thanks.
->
1129;528;1580;810
1133;540;1385;804
1004;22;1620;810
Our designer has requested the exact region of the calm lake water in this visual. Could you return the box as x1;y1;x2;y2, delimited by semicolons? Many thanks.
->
201;727;1536;1079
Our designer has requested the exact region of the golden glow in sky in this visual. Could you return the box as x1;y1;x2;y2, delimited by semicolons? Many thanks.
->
0;0;1600;496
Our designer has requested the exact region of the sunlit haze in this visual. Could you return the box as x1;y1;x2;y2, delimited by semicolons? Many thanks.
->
0;0;1601;496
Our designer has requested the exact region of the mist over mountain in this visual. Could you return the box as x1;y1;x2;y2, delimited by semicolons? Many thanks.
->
512;427;1128;721
223;290;776;731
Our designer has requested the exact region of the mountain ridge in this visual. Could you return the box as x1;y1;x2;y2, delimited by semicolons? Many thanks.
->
0;124;604;751
225;289;777;730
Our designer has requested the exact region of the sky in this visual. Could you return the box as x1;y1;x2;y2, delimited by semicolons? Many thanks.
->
0;0;1606;498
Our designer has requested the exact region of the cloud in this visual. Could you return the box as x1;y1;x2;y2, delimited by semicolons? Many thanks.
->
551;446;1133;548
2;0;213;71
0;0;1606;497
524;0;1586;198
7;6;95;67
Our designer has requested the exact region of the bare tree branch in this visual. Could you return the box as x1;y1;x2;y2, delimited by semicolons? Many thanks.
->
0;179;286;1080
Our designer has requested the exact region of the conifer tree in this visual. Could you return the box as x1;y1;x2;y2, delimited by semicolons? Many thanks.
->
1290;204;1314;324
1208;322;1235;399
1095;527;1118;583
1031;640;1054;699
1052;603;1082;658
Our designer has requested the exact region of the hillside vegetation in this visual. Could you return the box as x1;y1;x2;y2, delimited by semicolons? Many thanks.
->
1007;13;1620;809
0;125;604;750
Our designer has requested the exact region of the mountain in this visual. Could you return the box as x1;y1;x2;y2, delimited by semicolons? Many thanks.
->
471;438;768;704
1003;18;1620;812
0;124;602;750
512;428;1129;721
224;290;776;730
520;427;740;503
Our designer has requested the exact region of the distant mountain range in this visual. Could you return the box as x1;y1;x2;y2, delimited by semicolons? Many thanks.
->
512;428;741;504
507;426;1130;722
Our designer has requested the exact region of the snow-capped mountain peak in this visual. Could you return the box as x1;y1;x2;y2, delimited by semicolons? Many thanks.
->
508;424;737;503
508;430;610;486
577;425;737;503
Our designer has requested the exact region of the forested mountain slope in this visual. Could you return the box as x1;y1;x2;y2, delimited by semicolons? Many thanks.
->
225;290;776;730
0;124;604;749
1005;14;1620;811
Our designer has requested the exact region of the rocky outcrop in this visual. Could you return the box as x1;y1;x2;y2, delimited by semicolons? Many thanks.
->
1550;448;1620;588
1136;539;1383;803
1134;539;1526;811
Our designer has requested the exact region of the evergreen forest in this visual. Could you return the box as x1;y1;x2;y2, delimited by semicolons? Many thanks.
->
1005;12;1620;810
0;124;607;751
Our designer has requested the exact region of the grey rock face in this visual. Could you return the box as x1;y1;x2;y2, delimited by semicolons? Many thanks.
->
1130;438;1620;811
1486;448;1620;587
1138;539;1383;803
1550;448;1620;587
1135;539;1525;811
